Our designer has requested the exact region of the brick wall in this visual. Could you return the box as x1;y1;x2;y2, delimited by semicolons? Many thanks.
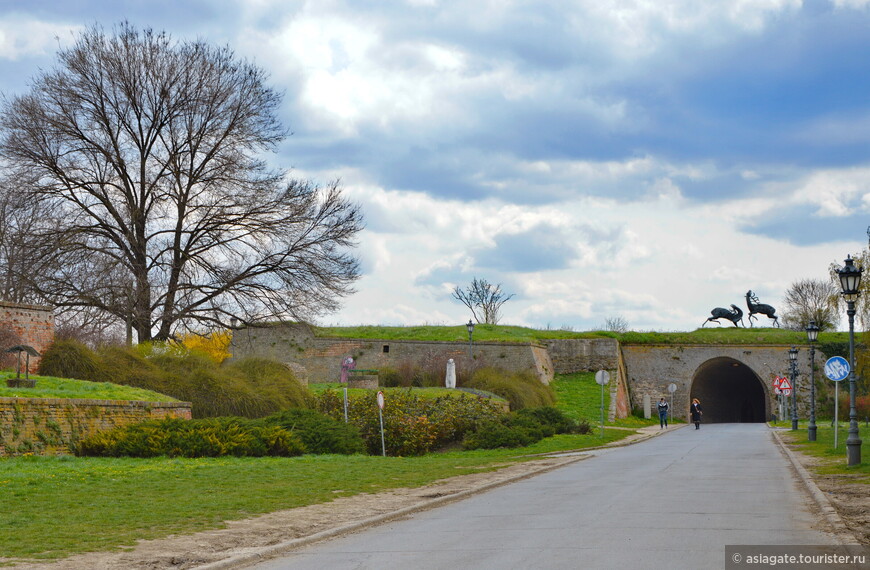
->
0;301;55;372
0;397;192;456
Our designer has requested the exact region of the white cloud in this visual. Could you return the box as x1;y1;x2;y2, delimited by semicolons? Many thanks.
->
0;19;80;61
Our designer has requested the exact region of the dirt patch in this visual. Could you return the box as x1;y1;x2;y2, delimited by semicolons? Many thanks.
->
4;455;585;570
780;440;870;545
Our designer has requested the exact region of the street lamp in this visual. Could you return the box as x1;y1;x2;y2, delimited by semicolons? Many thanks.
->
466;319;475;361
837;255;863;466
806;321;820;442
789;346;799;431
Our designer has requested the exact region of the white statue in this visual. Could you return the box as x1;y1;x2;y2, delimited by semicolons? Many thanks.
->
445;358;456;389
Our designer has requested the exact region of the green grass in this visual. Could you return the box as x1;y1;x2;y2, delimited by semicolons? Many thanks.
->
0;372;177;402
780;423;870;476
0;429;639;562
306;324;849;345
551;372;660;428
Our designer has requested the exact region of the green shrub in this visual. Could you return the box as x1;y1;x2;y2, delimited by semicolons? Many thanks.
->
315;389;505;455
75;417;305;458
226;358;312;410
516;406;578;434
264;408;365;454
462;367;555;410
37;340;106;381
462;419;537;450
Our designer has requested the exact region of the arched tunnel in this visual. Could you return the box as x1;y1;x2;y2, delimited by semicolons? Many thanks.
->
689;357;767;423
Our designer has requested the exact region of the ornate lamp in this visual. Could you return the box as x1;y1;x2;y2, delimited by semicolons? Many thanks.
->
837;255;863;465
466;319;475;360
788;346;799;431
806;321;820;441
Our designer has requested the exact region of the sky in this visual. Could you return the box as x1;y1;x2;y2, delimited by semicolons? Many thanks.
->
1;0;869;332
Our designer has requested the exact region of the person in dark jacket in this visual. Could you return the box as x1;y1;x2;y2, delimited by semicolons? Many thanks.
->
691;398;703;429
657;397;669;428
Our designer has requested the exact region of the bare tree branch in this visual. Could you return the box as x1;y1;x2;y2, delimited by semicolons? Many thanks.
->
0;23;363;341
452;277;514;324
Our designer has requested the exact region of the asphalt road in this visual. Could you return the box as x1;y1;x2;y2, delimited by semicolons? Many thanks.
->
250;424;837;570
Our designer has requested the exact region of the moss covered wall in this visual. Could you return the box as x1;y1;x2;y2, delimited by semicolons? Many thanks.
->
0;397;192;456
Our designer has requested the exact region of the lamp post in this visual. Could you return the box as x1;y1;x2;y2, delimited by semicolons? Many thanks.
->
789;346;799;431
466;319;475;361
806;321;820;442
837;255;863;466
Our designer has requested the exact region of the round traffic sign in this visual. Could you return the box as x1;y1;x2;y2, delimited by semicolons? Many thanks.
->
595;370;610;386
667;383;677;393
824;356;850;382
377;391;385;409
780;388;792;396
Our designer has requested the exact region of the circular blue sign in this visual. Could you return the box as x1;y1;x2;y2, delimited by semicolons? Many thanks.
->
824;356;850;382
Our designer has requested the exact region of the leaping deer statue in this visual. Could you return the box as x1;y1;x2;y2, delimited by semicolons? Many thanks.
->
702;304;744;327
746;290;779;327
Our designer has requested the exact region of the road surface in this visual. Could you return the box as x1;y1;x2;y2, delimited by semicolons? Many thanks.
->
250;424;836;569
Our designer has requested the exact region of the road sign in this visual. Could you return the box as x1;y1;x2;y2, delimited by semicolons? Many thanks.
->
377;391;385;409
595;370;610;385
824;356;849;382
773;376;783;389
780;388;792;396
778;377;792;391
667;383;677;393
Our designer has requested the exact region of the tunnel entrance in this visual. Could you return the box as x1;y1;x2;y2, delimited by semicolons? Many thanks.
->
689;357;767;423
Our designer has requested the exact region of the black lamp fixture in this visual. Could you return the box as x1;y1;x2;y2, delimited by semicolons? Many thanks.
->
466;319;475;360
788;346;799;431
806;320;820;442
836;255;863;466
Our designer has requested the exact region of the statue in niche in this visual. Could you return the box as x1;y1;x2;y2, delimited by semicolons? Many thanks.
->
702;304;744;327
745;290;779;327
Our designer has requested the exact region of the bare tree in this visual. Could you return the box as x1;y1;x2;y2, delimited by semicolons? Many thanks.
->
780;278;839;331
0;23;363;342
452;277;514;324
603;315;629;333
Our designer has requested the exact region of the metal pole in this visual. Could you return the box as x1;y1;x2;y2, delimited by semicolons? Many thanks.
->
846;300;862;465
467;330;473;361
791;354;798;431
808;344;817;441
378;407;386;457
343;387;348;423
600;381;605;438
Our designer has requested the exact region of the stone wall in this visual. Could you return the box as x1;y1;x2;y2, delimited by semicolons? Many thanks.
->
543;338;620;373
0;397;192;456
0;301;54;372
620;344;809;421
231;324;555;384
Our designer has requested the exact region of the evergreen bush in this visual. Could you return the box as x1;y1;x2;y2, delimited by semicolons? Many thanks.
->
264;408;365;454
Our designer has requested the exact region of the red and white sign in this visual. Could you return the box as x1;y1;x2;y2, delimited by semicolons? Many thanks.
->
778;377;792;391
780;388;792;396
377;391;385;410
773;376;784;389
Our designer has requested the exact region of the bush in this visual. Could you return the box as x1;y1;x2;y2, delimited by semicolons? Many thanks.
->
315;389;505;455
264;408;365;454
462;419;538;450
516;406;578;434
75;417;305;458
37;339;106;381
462;367;555;410
226;358;312;410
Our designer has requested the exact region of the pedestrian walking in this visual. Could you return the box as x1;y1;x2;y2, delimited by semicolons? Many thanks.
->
657;397;669;428
691;398;703;429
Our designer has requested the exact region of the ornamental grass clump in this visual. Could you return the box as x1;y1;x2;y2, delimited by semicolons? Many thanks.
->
462;367;555;410
38;339;107;382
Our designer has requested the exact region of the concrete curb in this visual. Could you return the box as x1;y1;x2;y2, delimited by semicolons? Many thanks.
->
198;424;678;569
770;428;860;544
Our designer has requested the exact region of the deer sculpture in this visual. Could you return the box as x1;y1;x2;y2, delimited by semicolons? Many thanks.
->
746;290;779;327
702;304;744;327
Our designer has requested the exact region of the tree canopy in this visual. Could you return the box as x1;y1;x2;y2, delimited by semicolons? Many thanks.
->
0;23;363;341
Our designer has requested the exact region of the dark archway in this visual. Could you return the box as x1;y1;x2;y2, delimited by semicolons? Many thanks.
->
689;357;767;423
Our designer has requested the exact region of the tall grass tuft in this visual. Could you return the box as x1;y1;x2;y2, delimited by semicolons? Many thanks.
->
462;367;555;410
37;339;106;382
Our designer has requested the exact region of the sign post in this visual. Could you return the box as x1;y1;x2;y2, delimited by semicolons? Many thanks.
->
667;383;677;426
376;391;386;457
824;356;850;449
595;370;610;438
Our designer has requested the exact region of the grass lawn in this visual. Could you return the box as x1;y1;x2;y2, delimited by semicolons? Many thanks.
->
552;372;660;429
0;429;636;562
779;423;870;476
0;372;177;402
307;323;848;345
